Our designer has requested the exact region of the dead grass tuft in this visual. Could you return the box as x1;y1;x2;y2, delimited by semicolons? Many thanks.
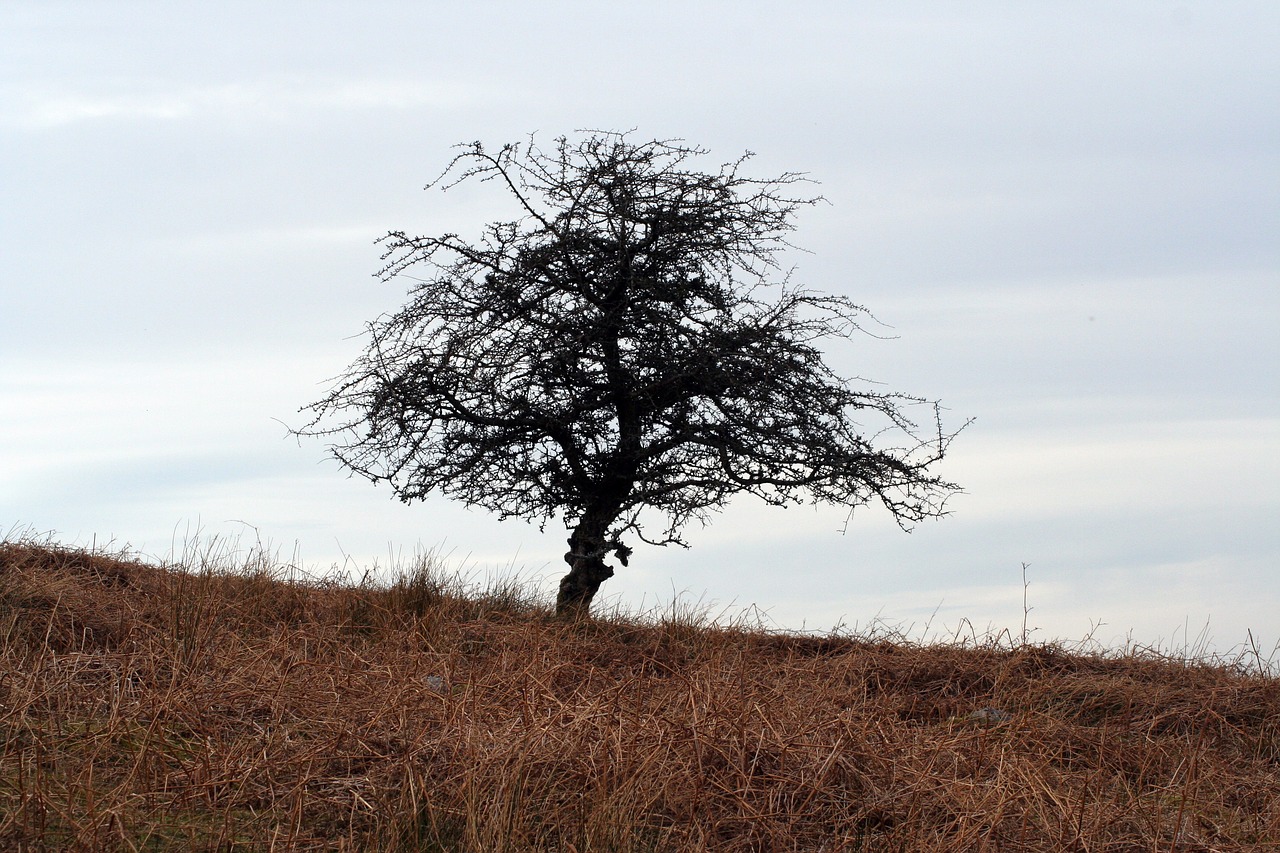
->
1;535;1277;851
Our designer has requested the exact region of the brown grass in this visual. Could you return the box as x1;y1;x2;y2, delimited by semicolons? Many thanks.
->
1;535;1277;852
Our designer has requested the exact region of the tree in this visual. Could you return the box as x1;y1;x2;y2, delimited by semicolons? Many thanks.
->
297;132;962;618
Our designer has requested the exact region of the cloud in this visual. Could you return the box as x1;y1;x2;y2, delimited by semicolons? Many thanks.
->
148;224;384;255
3;78;487;130
949;415;1280;521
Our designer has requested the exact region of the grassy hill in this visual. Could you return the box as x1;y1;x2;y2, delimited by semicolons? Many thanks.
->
1;536;1277;851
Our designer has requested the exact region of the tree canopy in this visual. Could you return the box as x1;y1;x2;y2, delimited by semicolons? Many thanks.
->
298;132;962;616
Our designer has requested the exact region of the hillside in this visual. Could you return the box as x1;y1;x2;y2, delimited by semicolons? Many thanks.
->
1;537;1277;851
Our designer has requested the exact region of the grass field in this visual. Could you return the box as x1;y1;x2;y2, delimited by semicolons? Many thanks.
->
2;534;1277;851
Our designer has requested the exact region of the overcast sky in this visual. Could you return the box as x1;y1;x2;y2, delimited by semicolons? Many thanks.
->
3;1;1277;653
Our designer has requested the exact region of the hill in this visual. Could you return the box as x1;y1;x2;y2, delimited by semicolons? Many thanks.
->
1;537;1277;851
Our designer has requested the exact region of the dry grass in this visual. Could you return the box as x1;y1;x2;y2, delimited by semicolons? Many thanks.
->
1;535;1278;852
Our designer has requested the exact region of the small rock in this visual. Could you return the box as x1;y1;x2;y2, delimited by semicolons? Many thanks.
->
968;707;1012;724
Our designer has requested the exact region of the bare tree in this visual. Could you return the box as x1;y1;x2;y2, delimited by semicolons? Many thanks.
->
297;132;962;618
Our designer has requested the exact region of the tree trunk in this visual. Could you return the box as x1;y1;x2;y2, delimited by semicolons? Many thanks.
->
555;517;616;619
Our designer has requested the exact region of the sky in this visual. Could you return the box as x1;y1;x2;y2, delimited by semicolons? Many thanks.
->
3;1;1277;654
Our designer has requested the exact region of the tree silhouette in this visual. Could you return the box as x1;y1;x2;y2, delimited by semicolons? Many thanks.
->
298;132;962;617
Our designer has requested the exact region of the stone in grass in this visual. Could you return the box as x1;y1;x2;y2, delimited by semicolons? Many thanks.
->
967;707;1013;724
